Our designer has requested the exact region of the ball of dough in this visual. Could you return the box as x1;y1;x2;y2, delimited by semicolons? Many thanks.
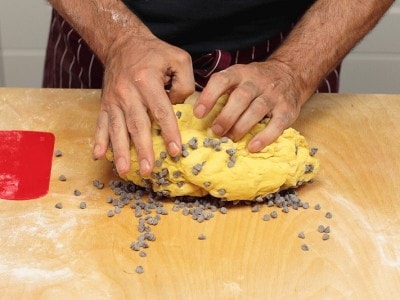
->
106;95;319;201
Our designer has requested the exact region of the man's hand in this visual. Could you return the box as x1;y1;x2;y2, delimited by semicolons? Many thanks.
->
194;60;305;152
94;36;194;176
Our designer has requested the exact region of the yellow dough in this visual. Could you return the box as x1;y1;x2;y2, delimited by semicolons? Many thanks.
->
106;95;319;201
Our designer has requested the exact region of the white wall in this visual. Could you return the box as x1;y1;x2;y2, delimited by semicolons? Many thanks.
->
340;1;400;93
0;1;52;87
0;1;399;93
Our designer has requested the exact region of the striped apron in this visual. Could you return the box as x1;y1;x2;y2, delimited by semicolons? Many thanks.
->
43;9;340;93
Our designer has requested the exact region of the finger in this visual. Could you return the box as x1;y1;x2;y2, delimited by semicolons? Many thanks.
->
194;67;240;118
93;109;110;159
227;95;273;141
134;74;182;158
210;81;259;137
124;99;155;177
247;110;293;152
106;103;131;175
167;53;195;104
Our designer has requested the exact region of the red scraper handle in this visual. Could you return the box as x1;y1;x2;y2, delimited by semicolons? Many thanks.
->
0;131;55;200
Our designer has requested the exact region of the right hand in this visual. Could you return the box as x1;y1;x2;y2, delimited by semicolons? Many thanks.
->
93;35;195;177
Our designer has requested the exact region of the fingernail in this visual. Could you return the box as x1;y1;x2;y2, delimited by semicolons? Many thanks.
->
117;157;128;174
212;124;224;136
140;159;151;176
168;142;180;156
249;140;263;152
194;104;206;118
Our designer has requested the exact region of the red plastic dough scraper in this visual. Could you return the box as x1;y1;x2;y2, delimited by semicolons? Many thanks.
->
0;130;55;200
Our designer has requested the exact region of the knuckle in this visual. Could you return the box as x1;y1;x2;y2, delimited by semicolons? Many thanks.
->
274;114;291;129
132;68;152;83
125;108;148;134
230;126;246;140
229;64;244;72
174;85;195;99
151;105;170;123
96;110;108;130
108;114;124;135
215;114;230;127
127;118;147;134
211;72;230;86
131;140;146;158
252;97;271;116
108;80;130;101
234;84;254;99
175;51;192;65
96;119;107;134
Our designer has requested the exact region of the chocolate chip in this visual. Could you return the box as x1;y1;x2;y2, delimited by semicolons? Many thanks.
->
301;244;309;251
135;265;144;274
54;149;63;157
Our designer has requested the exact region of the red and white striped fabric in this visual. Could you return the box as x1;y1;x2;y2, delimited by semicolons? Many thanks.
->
43;9;340;93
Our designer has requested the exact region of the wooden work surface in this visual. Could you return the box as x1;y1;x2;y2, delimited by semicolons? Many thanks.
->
0;88;399;299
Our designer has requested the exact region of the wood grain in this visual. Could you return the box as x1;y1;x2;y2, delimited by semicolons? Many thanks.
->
0;89;399;299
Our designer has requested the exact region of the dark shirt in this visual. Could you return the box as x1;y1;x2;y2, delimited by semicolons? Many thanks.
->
123;0;315;55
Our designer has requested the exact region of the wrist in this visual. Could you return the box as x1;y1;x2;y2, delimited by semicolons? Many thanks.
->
49;0;155;65
263;56;315;106
104;21;155;66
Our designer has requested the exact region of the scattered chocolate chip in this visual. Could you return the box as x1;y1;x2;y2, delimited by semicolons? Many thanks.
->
317;225;325;233
262;214;270;221
220;207;228;214
135;265;144;274
93;179;105;189
309;147;318;156
54;149;63;157
301;244;309;251
322;233;330;240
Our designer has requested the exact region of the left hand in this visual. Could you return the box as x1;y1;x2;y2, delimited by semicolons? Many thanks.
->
193;59;311;152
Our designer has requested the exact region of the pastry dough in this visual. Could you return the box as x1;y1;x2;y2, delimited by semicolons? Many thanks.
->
106;95;319;201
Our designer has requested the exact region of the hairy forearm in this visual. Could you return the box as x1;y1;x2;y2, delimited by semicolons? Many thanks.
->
268;0;394;100
48;0;154;64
